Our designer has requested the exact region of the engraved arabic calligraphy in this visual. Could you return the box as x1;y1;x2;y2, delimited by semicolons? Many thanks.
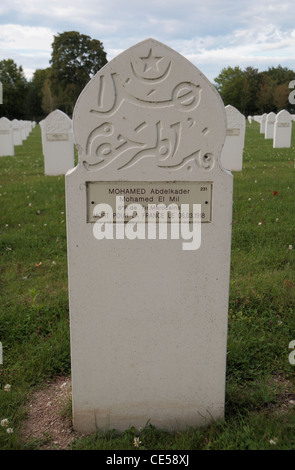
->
81;45;215;172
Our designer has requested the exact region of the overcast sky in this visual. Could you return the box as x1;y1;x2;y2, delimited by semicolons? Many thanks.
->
1;0;295;83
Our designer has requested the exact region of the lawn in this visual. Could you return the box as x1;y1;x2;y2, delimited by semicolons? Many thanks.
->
0;120;294;450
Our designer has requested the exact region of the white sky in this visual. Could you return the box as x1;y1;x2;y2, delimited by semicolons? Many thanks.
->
0;0;295;83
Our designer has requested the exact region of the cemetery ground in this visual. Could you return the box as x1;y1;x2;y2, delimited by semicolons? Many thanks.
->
0;121;294;450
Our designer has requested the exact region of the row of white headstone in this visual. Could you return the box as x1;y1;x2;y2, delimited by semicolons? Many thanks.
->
249;110;293;148
39;109;75;176
0;109;75;173
39;104;245;177
0;117;36;156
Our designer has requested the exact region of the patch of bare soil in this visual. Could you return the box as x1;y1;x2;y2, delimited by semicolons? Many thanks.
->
21;376;80;450
20;372;295;450
270;373;295;414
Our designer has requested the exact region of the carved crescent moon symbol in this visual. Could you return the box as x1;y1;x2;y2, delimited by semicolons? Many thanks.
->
130;60;172;83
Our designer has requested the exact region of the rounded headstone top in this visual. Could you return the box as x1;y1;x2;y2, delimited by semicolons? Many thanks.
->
0;117;12;130
276;109;292;122
44;109;72;133
73;38;227;177
224;105;245;128
266;112;276;121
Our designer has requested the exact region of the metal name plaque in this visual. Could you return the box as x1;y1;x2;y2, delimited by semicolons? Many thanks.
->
87;181;212;223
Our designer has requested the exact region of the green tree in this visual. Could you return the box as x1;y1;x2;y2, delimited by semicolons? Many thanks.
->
273;83;290;111
256;72;274;114
49;31;107;115
266;65;294;86
266;65;295;112
214;66;251;115
0;59;28;119
243;67;260;115
41;75;59;115
24;69;48;121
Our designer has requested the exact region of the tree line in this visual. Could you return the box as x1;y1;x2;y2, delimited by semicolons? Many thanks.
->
214;65;295;116
0;31;107;122
0;31;294;122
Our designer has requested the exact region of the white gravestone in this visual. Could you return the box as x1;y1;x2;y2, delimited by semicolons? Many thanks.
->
0;117;14;157
220;105;245;172
66;38;233;433
20;120;26;141
22;121;29;139
260;113;267;134
26;121;33;137
265;112;276;139
12;119;23;146
43;109;75;175
273;109;292;148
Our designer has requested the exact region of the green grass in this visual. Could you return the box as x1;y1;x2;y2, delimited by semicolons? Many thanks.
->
0;122;294;450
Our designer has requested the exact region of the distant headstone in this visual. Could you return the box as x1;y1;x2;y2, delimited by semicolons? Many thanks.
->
42;109;75;175
273;109;292;148
0;117;14;156
248;116;252;123
12;119;23;146
253;115;261;123
66;38;233;433
260;113;267;134
265;112;276;139
23;120;32;139
220;105;245;171
20;120;27;141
